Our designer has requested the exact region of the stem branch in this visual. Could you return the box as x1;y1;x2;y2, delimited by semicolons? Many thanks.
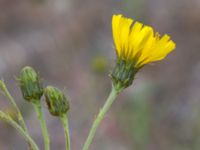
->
0;80;28;131
0;111;39;150
0;80;34;150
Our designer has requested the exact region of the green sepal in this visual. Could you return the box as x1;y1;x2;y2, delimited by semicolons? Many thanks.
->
110;59;138;91
19;66;43;103
44;86;69;117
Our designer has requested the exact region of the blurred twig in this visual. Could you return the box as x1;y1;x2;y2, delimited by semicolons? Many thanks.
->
0;80;34;150
0;110;39;150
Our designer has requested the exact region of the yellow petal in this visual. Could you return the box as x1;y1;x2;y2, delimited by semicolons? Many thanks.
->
112;14;122;56
136;35;175;67
132;25;154;60
111;14;176;69
127;22;143;59
119;17;133;58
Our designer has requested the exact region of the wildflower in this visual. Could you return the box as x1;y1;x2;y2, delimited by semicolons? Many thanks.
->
44;86;69;117
111;14;176;90
19;66;43;103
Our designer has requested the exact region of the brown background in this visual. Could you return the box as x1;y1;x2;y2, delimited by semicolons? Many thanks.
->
0;0;200;150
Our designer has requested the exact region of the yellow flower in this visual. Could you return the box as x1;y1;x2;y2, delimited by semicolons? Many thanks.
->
112;14;176;69
111;14;176;90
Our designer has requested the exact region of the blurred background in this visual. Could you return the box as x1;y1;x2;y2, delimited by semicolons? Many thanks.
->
0;0;200;149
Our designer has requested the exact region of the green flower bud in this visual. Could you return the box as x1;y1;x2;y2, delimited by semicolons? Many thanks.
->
111;59;138;91
44;86;69;117
19;66;43;103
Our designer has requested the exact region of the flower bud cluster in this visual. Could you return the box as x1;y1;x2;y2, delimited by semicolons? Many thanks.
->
19;66;69;116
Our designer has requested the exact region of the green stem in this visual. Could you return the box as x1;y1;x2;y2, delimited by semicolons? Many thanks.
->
33;101;50;150
60;114;71;150
0;80;28;131
0;111;39;150
82;85;122;150
0;80;34;150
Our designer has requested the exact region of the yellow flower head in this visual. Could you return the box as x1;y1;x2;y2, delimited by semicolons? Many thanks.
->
112;14;176;69
111;14;176;90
